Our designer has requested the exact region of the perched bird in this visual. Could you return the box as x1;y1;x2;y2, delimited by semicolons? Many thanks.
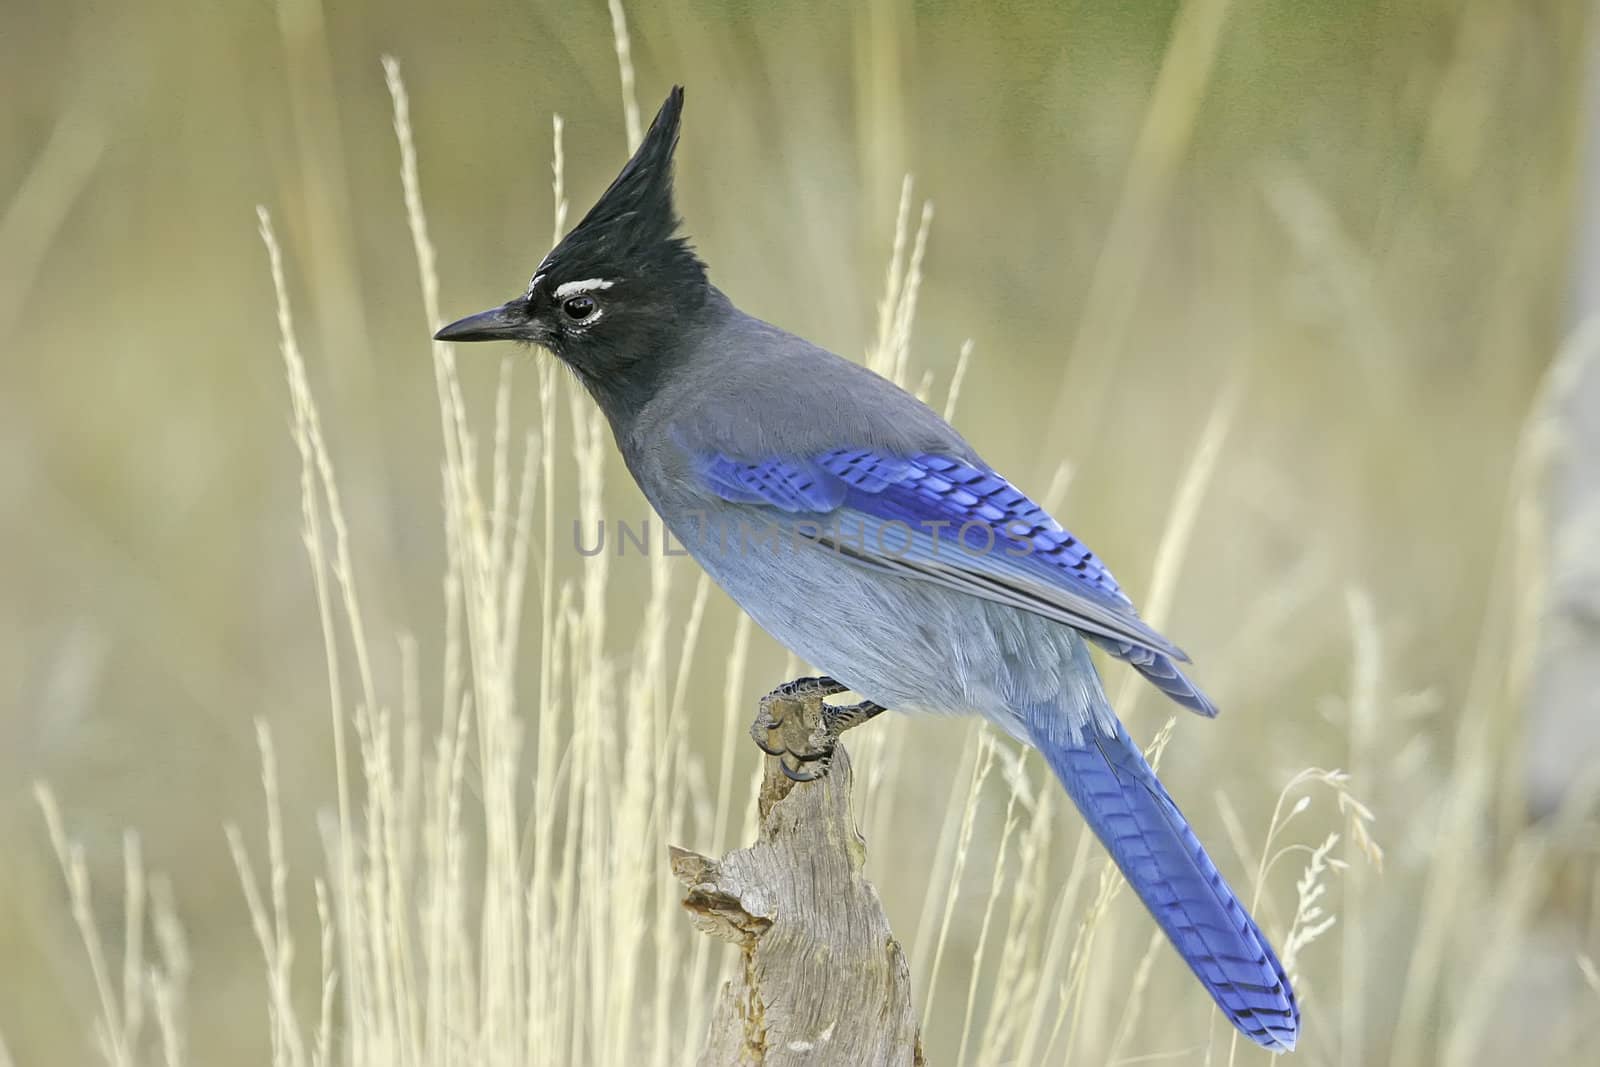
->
436;87;1299;1053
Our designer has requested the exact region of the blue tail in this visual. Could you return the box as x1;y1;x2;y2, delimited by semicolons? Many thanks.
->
1032;716;1299;1052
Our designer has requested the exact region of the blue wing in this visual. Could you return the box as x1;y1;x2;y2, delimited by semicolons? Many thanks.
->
692;447;1216;715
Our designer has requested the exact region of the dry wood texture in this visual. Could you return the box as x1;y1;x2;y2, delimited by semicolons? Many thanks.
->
672;687;924;1066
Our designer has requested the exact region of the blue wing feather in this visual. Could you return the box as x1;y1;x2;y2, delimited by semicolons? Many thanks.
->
688;446;1216;710
815;449;1131;608
695;453;846;512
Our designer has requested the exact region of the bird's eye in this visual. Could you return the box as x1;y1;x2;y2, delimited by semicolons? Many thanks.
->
562;295;598;321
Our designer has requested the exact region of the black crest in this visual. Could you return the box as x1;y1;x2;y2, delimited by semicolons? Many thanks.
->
538;86;705;290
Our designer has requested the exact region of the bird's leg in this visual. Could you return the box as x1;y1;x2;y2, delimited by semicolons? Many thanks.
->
750;675;887;782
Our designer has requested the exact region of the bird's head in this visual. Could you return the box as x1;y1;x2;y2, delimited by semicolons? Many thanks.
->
435;86;708;390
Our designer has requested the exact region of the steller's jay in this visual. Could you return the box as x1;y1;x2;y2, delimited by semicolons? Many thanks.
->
437;86;1299;1053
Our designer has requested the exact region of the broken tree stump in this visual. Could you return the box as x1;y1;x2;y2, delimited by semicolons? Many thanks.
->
670;684;925;1066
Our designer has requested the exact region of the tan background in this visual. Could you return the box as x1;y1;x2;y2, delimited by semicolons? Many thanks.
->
2;1;1592;1063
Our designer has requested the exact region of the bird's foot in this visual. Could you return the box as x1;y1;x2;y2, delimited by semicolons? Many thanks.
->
750;675;887;782
750;676;846;759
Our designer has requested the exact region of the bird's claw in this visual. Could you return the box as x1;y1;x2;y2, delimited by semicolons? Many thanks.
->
778;759;824;783
748;705;788;756
774;730;835;782
749;676;887;782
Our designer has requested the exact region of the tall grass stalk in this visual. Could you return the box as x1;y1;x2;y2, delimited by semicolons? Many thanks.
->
37;787;188;1067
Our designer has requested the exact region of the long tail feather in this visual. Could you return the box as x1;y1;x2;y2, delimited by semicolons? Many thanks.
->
1032;716;1298;1051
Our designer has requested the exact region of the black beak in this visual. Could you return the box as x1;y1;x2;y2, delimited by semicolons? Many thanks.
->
433;299;530;343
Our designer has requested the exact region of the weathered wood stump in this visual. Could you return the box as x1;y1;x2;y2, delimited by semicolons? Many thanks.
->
671;685;925;1066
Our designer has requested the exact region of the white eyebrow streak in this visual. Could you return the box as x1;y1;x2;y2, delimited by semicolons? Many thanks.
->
553;278;615;299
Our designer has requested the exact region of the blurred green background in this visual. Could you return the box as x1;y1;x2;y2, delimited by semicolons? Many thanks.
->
3;0;1594;1063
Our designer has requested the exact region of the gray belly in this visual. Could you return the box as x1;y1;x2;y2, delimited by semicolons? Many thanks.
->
671;505;1094;742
